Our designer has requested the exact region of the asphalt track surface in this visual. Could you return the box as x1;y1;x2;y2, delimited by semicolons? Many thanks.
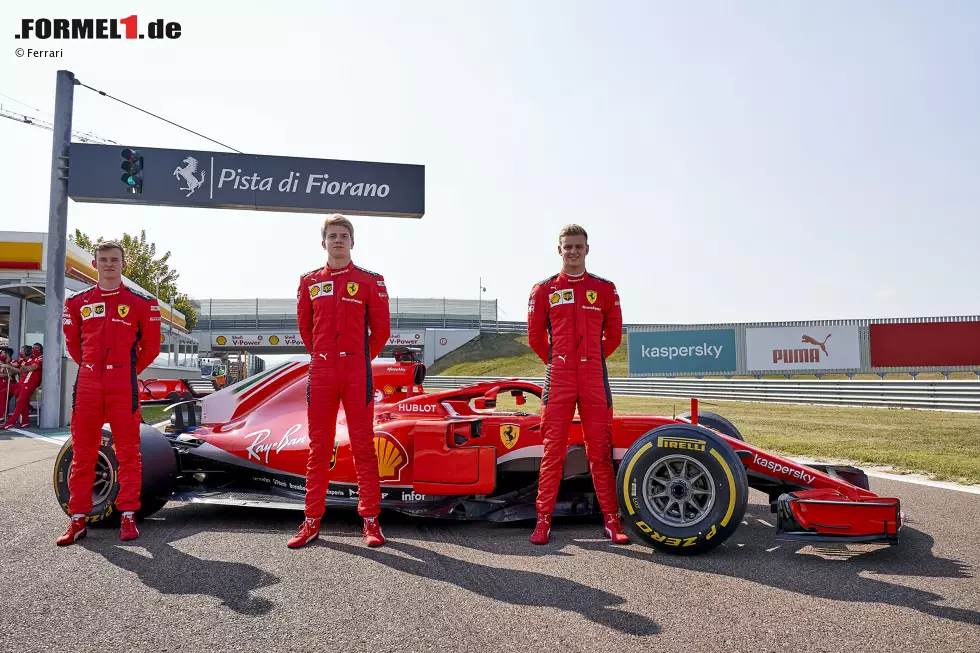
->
1;431;978;653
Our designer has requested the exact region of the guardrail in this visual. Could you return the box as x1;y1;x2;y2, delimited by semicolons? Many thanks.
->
422;376;980;412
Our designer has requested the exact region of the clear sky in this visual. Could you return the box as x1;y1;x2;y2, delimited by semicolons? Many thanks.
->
1;1;977;326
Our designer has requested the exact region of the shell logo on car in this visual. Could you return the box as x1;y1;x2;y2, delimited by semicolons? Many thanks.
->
374;432;407;481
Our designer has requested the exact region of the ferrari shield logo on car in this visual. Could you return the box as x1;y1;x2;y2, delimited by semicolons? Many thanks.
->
347;282;359;296
117;305;130;318
586;291;597;304
500;424;520;449
330;440;338;470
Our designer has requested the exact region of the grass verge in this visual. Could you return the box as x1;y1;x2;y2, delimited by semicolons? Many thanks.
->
487;392;980;485
140;404;172;426
618;396;980;485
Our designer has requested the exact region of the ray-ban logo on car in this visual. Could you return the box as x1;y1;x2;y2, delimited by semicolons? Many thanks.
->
656;436;706;452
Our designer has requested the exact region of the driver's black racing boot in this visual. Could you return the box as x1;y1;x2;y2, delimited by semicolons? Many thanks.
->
603;513;630;544
530;514;552;545
287;517;320;549
56;516;87;546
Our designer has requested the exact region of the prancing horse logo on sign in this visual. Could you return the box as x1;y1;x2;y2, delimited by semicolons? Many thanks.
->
173;156;206;198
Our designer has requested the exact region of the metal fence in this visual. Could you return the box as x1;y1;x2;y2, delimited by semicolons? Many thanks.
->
421;376;980;412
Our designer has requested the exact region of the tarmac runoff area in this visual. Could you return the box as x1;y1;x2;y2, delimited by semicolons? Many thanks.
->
0;429;978;652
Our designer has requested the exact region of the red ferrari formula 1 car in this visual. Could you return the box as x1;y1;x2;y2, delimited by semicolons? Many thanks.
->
52;354;903;554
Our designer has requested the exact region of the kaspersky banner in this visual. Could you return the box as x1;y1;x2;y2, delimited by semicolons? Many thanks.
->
745;325;860;372
628;329;737;376
67;143;425;218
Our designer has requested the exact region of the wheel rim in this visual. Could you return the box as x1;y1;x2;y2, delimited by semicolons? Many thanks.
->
641;454;716;527
91;451;114;506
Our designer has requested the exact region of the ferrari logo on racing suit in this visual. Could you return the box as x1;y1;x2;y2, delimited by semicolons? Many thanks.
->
117;305;130;318
347;282;359;296
586;291;597;304
500;424;520;450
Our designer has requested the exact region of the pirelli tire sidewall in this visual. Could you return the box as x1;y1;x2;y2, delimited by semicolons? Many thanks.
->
53;425;177;527
616;424;749;555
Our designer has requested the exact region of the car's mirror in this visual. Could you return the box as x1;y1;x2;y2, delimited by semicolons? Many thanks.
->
474;388;499;410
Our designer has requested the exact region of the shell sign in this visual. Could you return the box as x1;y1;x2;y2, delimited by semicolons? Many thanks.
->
373;431;408;482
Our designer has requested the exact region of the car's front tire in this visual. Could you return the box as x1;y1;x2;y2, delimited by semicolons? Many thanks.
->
616;424;749;555
53;424;177;527
678;410;744;441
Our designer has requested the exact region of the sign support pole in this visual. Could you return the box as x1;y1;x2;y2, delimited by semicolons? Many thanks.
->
40;69;75;429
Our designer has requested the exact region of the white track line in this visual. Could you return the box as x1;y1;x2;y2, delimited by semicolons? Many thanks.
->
789;457;980;496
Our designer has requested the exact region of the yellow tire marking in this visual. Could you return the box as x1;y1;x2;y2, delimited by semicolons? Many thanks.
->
710;448;737;527
621;442;652;516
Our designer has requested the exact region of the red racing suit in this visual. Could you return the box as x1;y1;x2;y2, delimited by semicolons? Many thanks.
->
0;359;17;417
527;270;623;516
297;261;391;519
7;353;42;425
63;285;161;515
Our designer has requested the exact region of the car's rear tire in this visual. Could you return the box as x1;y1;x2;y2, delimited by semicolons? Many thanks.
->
616;424;749;555
53;424;177;527
678;409;743;441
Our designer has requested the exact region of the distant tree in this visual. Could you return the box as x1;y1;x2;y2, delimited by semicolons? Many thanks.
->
68;228;197;329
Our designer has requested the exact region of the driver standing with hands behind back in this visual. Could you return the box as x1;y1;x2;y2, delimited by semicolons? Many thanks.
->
526;224;629;545
289;214;391;549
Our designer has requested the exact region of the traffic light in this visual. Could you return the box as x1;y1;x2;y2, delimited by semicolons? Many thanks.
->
120;148;143;193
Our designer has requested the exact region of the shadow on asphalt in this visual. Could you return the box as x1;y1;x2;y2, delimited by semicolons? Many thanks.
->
327;538;661;636
79;507;283;616
447;512;980;628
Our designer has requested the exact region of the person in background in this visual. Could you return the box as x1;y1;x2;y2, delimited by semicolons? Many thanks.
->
1;343;42;429
0;347;19;421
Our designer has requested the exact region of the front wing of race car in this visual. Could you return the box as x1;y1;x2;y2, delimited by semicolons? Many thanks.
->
774;488;903;544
